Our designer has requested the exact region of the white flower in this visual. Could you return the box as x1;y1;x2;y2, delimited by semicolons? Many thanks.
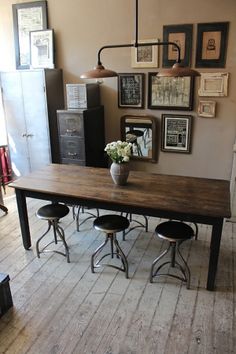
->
104;140;133;164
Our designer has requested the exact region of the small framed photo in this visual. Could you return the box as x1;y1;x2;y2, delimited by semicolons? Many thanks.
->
12;1;48;69
161;114;192;153
148;72;194;110
131;39;159;68
30;29;54;68
198;72;229;97
198;100;216;118
162;24;193;67
118;73;145;108
195;22;229;68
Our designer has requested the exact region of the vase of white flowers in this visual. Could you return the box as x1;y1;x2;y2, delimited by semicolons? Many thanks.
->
105;140;132;185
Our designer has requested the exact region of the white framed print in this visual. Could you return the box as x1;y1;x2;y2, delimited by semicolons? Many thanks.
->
131;39;159;68
198;72;229;97
30;29;54;69
198;100;216;118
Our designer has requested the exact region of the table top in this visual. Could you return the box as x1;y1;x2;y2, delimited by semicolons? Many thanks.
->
10;163;231;219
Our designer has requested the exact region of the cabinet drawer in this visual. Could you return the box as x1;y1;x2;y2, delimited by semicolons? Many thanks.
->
60;136;85;160
57;112;84;137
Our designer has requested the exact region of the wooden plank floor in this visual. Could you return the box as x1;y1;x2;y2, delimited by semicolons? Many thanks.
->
0;192;235;354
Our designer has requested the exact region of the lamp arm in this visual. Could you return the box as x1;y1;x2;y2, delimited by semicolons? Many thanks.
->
97;41;181;66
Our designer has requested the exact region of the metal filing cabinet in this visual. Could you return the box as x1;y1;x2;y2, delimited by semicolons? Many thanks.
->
57;106;106;167
0;69;64;177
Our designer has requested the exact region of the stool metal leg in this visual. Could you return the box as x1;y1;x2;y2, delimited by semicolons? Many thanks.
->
76;206;99;232
91;235;109;273
55;222;70;263
36;221;52;258
113;234;128;278
176;242;191;289
36;220;70;263
170;242;176;267
150;244;171;283
122;213;148;241
91;233;128;278
193;222;199;240
150;241;191;288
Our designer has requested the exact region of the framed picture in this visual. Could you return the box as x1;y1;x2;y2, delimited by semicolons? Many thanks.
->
161;114;192;153
195;22;229;68
162;24;193;67
118;73;145;108
198;72;229;97
148;72;194;110
12;1;48;69
30;29;54;68
131;39;159;68
198;100;216;118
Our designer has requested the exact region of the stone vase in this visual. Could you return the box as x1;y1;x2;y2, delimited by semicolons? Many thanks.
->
110;162;129;186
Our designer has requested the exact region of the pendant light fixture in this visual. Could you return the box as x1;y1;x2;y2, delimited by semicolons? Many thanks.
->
80;0;200;79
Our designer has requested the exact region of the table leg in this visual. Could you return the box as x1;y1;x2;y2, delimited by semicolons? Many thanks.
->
15;189;31;250
207;218;223;291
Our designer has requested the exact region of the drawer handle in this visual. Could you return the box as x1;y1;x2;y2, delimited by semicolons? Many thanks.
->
66;129;76;133
68;152;77;156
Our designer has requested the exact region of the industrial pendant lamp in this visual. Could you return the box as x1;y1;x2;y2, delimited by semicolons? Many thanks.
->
80;0;200;79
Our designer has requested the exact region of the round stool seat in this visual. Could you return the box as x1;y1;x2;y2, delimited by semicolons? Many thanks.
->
155;221;194;242
37;203;70;220
94;215;130;234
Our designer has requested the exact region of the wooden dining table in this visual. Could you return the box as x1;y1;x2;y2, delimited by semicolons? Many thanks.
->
10;163;231;291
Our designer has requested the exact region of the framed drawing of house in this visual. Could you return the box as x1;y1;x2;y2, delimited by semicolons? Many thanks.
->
12;1;48;69
30;29;54;68
162;24;193;67
195;22;229;68
161;114;192;153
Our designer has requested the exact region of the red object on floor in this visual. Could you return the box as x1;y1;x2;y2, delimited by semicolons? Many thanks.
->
0;145;12;186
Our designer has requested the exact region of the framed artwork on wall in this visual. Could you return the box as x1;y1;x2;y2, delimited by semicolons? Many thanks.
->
131;39;159;68
148;72;194;110
118;73;145;108
30;29;54;68
162;24;193;67
198;72;229;97
198;100;216;118
195;22;229;68
161;114;192;153
12;1;48;69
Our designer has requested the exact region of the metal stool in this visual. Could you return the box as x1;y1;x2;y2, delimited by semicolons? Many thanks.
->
72;205;99;231
150;221;194;289
36;203;70;263
91;215;130;278
121;212;148;240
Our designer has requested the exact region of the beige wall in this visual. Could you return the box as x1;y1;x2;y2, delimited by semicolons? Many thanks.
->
1;0;236;179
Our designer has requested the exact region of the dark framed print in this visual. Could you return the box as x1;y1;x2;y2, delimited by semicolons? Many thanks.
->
148;72;194;110
30;29;54;68
118;73;145;108
162;24;193;67
12;1;48;69
161;114;192;153
195;22;229;68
